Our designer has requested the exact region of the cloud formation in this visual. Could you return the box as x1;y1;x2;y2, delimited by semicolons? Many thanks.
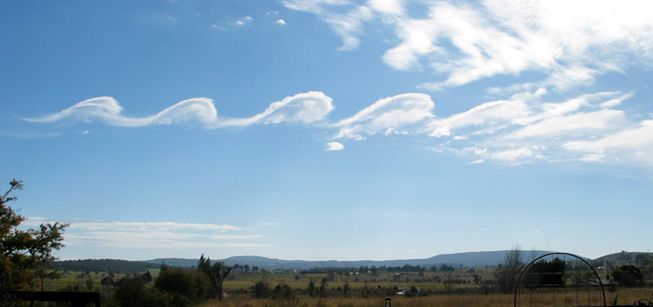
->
335;93;435;140
426;90;649;165
280;1;653;166
235;16;253;27
27;91;334;129
283;0;374;51
285;0;653;90
218;91;334;127
26;89;653;166
26;96;218;127
563;120;653;165
26;217;267;250
325;141;345;151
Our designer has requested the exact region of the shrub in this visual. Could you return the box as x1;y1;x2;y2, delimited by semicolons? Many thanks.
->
613;265;645;287
251;280;271;298
272;283;295;299
155;267;212;303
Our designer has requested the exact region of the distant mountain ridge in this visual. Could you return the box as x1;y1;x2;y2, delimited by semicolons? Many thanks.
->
594;251;653;265
145;250;555;269
56;251;652;273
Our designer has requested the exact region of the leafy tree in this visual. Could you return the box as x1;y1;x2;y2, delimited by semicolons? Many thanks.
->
155;266;211;303
114;277;147;307
141;270;153;283
114;276;173;307
523;257;565;289
319;277;328;297
251;280;270;298
438;264;455;272
342;281;351;297
197;254;232;301
272;283;294;300
0;179;67;290
85;276;94;290
612;265;645;287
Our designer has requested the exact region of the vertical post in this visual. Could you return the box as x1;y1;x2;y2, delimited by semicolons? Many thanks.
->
385;297;392;307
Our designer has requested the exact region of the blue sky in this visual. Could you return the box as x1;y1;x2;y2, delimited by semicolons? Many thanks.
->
1;0;652;261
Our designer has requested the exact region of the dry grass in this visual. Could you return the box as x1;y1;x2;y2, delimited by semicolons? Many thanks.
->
199;287;653;307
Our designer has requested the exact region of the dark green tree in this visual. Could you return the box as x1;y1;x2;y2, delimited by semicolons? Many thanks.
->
272;283;294;300
115;276;173;307
319;277;328;297
612;265;645;287
251;280;270;298
155;266;211;304
342;281;351;297
307;279;317;297
197;254;232;301
0;179;67;290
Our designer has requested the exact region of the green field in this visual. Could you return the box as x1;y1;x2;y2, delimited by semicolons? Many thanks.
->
40;266;653;307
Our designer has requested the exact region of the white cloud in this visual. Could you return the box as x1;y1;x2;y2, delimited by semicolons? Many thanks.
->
65;232;268;249
27;92;334;129
287;0;653;90
276;1;653;168
26;218;241;232
484;147;534;163
27;217;268;250
326;141;345;151
218;91;334;127
235;16;253;27
426;95;532;138
424;89;644;164
210;24;226;31
276;19;287;26
563;120;653;165
26;96;218;128
23;89;653;168
335;93;434;140
283;0;374;50
367;0;404;16
503;109;625;140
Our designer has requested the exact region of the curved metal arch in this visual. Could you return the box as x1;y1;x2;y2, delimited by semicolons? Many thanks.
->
513;252;606;307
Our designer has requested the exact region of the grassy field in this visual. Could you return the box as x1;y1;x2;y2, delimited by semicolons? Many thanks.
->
40;267;653;306
198;287;653;307
221;268;495;292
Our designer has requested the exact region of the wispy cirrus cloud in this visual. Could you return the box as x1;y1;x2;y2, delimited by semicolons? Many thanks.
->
285;0;653;91
563;120;653;165
426;90;646;165
26;217;268;250
283;0;375;51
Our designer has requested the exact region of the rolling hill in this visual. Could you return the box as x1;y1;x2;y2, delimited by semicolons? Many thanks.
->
56;250;650;273
145;250;554;270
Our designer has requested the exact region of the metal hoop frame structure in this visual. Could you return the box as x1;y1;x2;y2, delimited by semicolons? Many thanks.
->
513;252;606;307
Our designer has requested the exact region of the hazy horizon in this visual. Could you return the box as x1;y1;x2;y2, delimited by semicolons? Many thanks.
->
2;0;652;262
